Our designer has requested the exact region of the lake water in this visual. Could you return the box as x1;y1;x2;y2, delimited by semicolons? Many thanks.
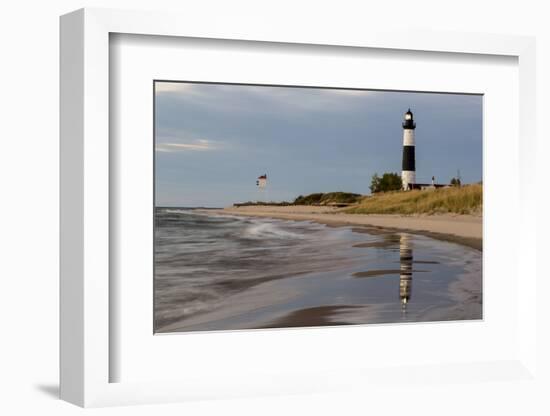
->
154;208;482;333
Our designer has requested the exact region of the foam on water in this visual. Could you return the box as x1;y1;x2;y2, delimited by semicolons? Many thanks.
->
243;221;304;240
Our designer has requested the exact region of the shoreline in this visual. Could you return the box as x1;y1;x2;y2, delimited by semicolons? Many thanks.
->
201;206;482;251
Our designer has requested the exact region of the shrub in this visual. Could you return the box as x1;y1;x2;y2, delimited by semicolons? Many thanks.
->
370;172;403;193
294;192;362;205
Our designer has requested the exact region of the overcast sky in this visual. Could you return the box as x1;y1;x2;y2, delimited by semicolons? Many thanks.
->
155;82;482;207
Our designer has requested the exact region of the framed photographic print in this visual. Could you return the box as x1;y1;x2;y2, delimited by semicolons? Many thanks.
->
152;81;483;334
60;8;538;408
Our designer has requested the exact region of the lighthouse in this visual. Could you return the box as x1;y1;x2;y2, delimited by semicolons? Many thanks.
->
401;109;416;190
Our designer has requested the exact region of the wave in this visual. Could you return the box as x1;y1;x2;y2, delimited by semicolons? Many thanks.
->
243;221;304;240
161;208;201;215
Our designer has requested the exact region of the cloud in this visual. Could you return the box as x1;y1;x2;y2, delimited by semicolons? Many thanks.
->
322;88;372;97
156;139;219;152
155;82;196;94
155;81;373;115
248;86;371;111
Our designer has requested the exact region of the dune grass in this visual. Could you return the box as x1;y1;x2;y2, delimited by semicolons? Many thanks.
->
294;192;362;205
345;184;482;215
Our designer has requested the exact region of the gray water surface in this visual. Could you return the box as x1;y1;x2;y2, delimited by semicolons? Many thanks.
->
154;208;482;333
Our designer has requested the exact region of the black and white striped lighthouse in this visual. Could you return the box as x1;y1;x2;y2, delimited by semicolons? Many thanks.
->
401;109;416;190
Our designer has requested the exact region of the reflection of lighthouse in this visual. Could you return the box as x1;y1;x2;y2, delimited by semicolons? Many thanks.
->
399;233;413;312
401;109;416;190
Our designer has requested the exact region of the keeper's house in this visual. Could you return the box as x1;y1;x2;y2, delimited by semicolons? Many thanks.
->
405;180;449;191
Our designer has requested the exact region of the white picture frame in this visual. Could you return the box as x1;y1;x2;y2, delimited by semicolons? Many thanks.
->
60;7;538;408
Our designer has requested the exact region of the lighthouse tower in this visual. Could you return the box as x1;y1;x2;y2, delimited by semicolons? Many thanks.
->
401;109;416;190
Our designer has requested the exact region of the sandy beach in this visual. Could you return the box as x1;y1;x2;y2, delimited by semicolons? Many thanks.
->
206;205;483;251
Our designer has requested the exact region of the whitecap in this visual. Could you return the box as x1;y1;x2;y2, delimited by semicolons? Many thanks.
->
243;221;304;240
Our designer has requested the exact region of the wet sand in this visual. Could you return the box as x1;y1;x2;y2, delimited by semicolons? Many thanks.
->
352;269;427;278
257;305;364;328
205;205;483;251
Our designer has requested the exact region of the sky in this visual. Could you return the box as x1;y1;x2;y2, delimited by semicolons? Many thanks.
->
155;82;482;207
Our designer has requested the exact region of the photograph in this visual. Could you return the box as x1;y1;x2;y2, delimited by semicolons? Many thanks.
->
154;81;483;333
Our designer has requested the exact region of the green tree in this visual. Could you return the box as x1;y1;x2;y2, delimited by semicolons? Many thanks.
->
369;173;381;193
370;172;402;193
450;177;462;187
